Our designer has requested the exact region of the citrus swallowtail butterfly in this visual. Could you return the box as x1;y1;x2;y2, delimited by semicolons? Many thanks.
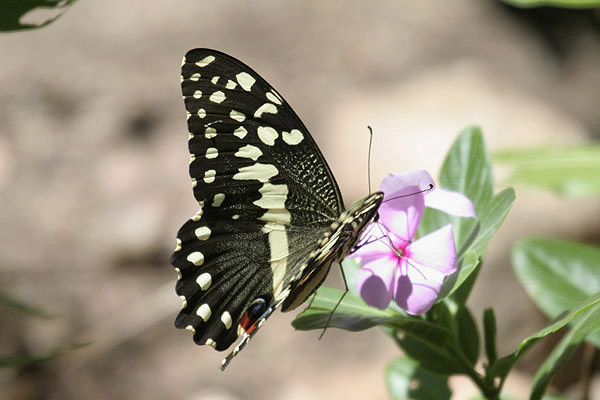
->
171;49;383;370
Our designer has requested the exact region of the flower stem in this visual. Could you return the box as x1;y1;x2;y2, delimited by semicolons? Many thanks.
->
464;367;500;400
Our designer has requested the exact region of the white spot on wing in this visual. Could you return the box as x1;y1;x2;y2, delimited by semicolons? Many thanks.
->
205;338;217;348
282;129;304;145
254;103;278;118
263;221;289;299
212;193;225;207
190;73;201;81
195;226;211;240
230;110;246;122
205;127;216;138
187;251;204;266
211;76;220;85
254;183;289;213
196;272;212;290
252;181;292;299
174;238;182;252
196;55;215;67
205;147;218;159
209;91;226;104
236;72;256;91
234;144;262;161
221;311;233;329
266;91;282;105
204;170;216;183
197;108;206;118
196;303;212;321
180;295;187;309
233;126;248;139
193;90;202;99
226;80;237;89
233;163;278;182
175;267;182;280
191;207;203;221
185;325;196;334
257;126;278;146
189;154;196;164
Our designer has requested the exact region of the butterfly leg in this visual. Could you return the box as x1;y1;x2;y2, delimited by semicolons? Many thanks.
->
318;234;355;339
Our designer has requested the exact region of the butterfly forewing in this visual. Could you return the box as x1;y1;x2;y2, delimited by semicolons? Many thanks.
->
182;49;343;219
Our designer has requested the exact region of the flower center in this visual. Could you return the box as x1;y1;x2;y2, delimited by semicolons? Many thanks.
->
392;246;404;258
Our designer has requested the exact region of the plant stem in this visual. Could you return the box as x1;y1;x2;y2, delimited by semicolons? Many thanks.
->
580;344;599;400
464;367;500;400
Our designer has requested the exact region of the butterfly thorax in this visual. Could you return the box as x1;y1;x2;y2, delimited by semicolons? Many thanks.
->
280;191;383;311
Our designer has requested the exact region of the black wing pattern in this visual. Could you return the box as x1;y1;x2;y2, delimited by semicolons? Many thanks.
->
170;49;382;369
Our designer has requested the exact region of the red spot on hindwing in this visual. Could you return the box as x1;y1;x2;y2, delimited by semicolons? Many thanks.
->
239;310;259;335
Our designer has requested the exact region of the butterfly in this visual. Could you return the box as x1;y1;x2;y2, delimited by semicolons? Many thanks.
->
171;49;383;370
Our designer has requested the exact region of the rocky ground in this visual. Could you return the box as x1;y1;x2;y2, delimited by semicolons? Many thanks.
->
1;1;599;399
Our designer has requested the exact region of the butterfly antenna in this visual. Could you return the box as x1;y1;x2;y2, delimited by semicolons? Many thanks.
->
381;184;434;204
367;126;374;195
318;264;350;340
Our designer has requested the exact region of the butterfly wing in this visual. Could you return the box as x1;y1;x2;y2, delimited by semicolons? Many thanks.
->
171;49;346;355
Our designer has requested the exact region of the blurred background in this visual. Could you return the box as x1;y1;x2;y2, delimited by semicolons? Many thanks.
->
1;1;600;399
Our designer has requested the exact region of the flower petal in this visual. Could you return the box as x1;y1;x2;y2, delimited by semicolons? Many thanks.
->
409;224;457;275
379;170;435;196
378;190;425;242
424;187;477;218
393;224;457;314
394;267;445;315
356;258;397;310
349;225;393;262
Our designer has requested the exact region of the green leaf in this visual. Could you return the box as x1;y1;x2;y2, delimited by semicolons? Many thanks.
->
446;251;480;304
386;356;451;400
447;189;515;303
513;238;600;347
498;0;600;8
419;127;515;303
431;302;480;367
456;306;480;366
488;293;600;380
483;308;498;366
494;145;600;197
439;127;494;218
291;286;398;331
0;342;87;368
0;0;78;32
389;318;473;375
420;126;494;251
469;188;515;256
529;296;600;400
0;290;54;319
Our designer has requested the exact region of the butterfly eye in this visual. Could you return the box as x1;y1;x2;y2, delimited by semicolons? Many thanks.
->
246;297;268;320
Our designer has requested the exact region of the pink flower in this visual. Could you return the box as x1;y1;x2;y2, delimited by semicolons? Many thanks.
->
350;170;476;314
